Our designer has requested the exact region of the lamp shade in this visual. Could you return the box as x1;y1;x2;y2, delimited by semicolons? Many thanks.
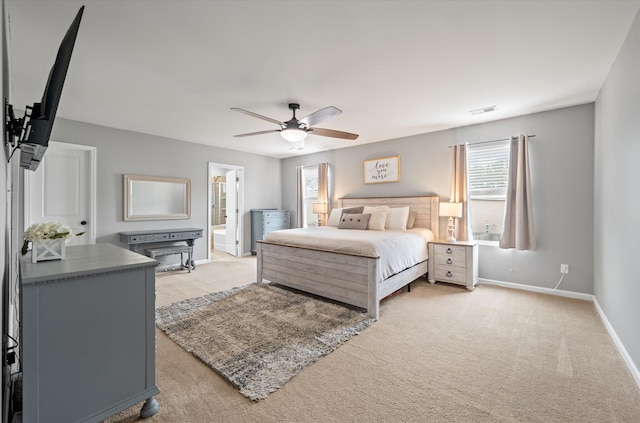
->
312;202;328;214
281;128;308;143
439;202;463;218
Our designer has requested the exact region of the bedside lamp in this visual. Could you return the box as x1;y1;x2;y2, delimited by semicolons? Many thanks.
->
439;202;463;242
312;202;329;226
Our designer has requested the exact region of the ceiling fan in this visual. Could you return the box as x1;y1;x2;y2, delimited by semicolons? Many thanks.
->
231;103;359;144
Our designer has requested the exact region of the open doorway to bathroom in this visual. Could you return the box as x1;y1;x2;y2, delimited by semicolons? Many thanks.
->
208;162;244;262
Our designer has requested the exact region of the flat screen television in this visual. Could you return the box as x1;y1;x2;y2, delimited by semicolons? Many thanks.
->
10;6;84;170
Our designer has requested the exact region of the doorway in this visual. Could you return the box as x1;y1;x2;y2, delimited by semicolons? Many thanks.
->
208;162;244;261
24;141;97;245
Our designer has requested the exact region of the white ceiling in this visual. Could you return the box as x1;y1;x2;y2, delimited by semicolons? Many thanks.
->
7;0;640;158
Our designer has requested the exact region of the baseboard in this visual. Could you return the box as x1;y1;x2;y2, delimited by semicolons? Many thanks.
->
478;278;640;391
593;298;640;390
477;278;594;301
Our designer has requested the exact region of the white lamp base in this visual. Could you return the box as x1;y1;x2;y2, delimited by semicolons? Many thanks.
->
446;217;456;242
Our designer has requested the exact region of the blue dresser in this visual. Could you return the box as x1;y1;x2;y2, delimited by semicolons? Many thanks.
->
251;209;290;254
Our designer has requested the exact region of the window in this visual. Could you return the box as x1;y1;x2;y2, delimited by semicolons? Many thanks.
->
467;140;510;241
302;165;319;227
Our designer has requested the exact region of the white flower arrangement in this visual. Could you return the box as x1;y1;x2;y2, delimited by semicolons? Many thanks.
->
22;221;84;255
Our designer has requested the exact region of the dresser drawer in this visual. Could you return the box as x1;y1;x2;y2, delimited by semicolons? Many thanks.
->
264;217;289;228
434;266;466;284
264;211;289;219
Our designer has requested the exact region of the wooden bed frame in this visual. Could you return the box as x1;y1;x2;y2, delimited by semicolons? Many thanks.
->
256;195;439;320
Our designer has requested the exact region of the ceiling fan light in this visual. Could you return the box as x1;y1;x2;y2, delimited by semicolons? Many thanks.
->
289;139;305;150
281;128;308;143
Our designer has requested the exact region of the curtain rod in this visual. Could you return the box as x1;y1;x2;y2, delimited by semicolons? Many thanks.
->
448;134;536;148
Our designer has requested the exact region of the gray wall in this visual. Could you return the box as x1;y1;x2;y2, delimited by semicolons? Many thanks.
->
594;10;640;374
282;104;595;294
48;118;283;260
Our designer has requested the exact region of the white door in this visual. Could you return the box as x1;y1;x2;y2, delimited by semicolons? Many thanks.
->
25;142;96;246
225;169;238;256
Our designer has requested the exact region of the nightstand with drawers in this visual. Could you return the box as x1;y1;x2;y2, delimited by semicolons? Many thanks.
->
428;240;479;290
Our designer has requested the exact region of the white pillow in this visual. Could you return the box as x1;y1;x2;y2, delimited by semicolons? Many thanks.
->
327;208;344;227
363;206;390;231
406;211;416;229
385;206;410;230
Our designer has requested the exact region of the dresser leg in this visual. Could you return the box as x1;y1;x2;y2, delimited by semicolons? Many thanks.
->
140;396;159;418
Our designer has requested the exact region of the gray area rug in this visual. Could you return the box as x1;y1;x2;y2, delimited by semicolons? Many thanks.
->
155;283;374;400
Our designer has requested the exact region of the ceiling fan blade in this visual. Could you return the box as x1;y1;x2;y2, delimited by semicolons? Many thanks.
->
299;106;342;127
309;127;359;140
234;129;281;138
231;108;284;126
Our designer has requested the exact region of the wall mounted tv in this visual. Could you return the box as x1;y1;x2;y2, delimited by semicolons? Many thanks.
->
4;6;84;171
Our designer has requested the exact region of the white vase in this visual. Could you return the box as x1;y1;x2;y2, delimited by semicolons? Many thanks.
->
32;239;66;263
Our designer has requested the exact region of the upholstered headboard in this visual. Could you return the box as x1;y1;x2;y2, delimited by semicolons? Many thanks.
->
337;195;439;235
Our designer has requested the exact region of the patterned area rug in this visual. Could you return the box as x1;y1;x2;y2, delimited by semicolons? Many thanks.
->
155;283;374;400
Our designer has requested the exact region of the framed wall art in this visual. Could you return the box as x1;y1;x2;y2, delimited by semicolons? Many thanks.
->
363;155;401;184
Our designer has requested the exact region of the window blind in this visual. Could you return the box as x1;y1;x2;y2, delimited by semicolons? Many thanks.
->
467;140;510;200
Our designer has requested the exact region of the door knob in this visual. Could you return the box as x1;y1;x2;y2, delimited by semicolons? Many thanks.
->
80;220;87;225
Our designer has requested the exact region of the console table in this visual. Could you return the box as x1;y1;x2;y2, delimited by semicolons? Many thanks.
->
119;228;203;270
20;243;160;422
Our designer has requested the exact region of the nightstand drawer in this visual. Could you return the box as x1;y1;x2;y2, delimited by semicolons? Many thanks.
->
433;254;466;267
433;244;466;257
434;266;466;284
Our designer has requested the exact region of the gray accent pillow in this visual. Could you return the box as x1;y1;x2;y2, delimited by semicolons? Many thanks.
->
337;213;371;230
342;206;364;215
327;206;365;227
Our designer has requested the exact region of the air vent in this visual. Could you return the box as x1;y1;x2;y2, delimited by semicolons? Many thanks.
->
470;106;497;115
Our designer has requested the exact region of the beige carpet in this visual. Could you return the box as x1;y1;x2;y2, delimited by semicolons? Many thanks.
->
107;255;640;422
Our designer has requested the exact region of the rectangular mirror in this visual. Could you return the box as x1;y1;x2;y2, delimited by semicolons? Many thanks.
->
124;174;191;221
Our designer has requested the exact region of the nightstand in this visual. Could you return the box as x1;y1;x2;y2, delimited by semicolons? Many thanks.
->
428;240;479;290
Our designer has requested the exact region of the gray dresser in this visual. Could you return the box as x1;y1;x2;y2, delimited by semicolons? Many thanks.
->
19;243;160;422
251;209;290;254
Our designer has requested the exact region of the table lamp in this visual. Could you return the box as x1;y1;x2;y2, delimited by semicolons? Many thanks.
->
439;202;463;242
312;202;329;225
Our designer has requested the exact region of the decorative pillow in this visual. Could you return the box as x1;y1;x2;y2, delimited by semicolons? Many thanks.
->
343;206;364;215
385;206;410;230
327;206;364;227
337;213;371;230
363;206;390;231
406;211;416;229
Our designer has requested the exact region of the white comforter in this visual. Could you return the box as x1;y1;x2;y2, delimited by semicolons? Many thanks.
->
263;227;434;281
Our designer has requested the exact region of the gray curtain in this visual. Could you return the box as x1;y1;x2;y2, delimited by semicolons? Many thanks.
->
317;163;330;226
500;134;536;250
449;144;472;241
296;166;304;228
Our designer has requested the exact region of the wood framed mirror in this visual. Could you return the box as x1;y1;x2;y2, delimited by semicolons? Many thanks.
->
124;174;191;221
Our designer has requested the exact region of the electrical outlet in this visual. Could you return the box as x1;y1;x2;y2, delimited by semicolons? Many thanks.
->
561;264;569;274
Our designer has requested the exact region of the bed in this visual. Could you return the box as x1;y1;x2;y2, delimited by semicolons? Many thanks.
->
256;195;439;319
